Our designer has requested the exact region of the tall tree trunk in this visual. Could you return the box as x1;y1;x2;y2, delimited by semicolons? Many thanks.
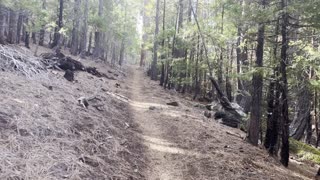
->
119;4;127;66
93;0;103;58
315;91;320;147
193;36;201;100
0;6;6;44
70;0;81;55
105;36;110;62
290;81;311;140
24;17;30;49
164;62;171;89
218;4;225;91
264;76;275;149
177;0;184;33
160;62;165;86
160;0;166;86
140;44;146;67
280;0;290;167
80;0;89;58
236;27;243;93
39;28;45;46
87;31;93;55
39;0;46;47
32;32;36;44
271;75;281;155
51;0;63;48
119;39;125;66
25;31;30;49
16;10;23;44
248;0;265;145
111;44;117;66
151;0;160;80
226;45;233;102
8;9;17;44
236;0;249;104
264;18;280;155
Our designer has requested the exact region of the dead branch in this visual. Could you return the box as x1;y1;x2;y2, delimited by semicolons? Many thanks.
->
0;45;47;77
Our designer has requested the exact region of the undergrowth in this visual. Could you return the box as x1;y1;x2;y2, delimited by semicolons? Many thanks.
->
290;138;320;164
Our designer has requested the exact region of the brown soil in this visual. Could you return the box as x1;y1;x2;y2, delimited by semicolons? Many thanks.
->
126;66;314;180
0;46;147;179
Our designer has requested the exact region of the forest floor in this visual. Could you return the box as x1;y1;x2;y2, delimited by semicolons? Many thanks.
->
126;66;317;180
0;45;147;179
0;44;318;180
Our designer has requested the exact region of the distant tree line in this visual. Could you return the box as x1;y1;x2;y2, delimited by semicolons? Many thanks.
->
0;0;141;66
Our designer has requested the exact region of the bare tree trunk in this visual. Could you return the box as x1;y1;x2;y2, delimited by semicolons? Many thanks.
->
39;28;45;46
264;76;276;150
160;0;166;86
271;75;281;155
32;32;36;44
111;44;117;66
264;17;280;155
280;0;290;167
119;39;125;66
151;0;160;80
218;4;225;92
87;31;92;55
290;82;311;140
226;45;233;102
51;0;63;48
164;62;171;89
160;61;165;86
35;0;46;53
93;0;103;58
315;91;320;147
80;0;89;58
248;0;265;146
8;9;17;44
39;0;46;47
16;10;23;44
25;32;30;48
177;0;184;32
105;38;110;62
236;0;249;105
23;16;30;48
0;6;7;44
70;0;81;55
193;36;201;100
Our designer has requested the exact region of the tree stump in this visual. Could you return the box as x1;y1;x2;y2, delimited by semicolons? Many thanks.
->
64;70;74;81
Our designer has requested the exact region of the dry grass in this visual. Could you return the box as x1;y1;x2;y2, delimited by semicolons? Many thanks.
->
0;45;47;78
0;45;146;179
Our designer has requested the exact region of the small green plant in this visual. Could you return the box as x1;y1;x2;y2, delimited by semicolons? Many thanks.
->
289;138;320;164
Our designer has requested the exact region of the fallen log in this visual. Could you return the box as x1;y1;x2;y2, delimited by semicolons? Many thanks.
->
40;52;116;80
167;101;179;107
226;131;243;139
207;75;246;119
214;111;241;128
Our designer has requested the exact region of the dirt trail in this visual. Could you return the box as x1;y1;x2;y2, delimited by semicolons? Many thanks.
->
130;67;185;179
127;66;312;180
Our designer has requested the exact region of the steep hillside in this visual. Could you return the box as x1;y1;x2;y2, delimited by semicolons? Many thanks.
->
0;45;146;179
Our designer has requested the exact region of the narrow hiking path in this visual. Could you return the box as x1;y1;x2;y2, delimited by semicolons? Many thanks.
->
130;67;185;179
126;66;311;180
